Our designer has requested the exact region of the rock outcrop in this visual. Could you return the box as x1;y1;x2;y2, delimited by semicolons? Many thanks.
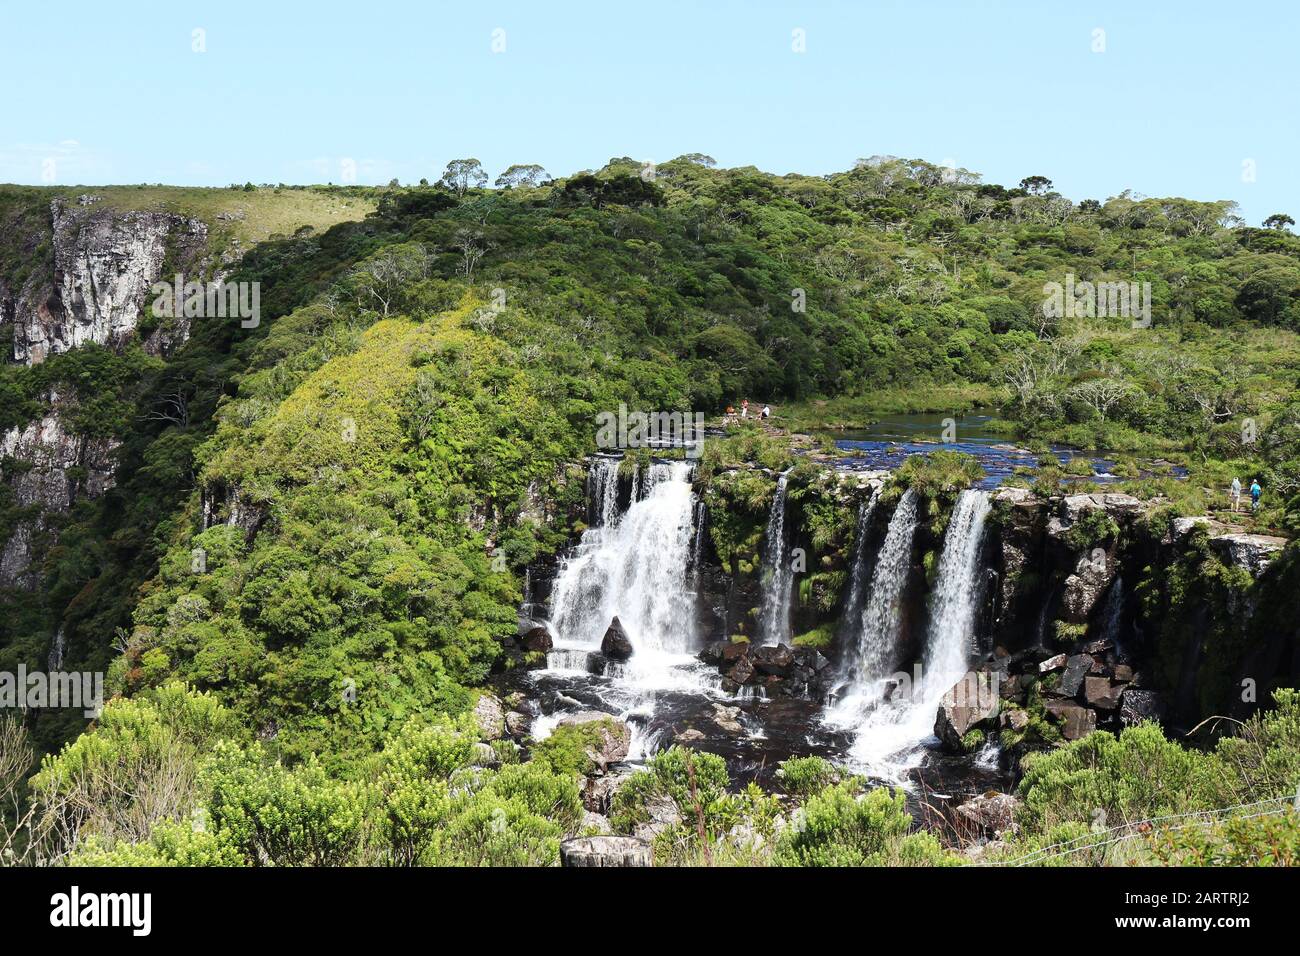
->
0;391;118;588
8;199;208;364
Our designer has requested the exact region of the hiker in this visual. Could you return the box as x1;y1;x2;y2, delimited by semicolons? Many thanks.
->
1231;476;1242;513
741;399;749;419
1250;479;1262;513
761;404;771;420
725;404;735;419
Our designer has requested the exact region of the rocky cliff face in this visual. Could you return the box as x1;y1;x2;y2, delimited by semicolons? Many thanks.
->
2;196;208;365
0;391;119;588
0;196;211;589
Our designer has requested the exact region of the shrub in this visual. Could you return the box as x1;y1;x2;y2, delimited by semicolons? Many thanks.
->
773;784;950;867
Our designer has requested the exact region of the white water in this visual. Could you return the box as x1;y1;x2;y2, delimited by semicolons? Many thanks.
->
756;470;794;645
837;495;878;642
830;489;991;780
826;488;919;729
547;459;705;688
588;456;621;527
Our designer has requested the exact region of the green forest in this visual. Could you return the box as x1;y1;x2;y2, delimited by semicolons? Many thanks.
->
1;154;1298;867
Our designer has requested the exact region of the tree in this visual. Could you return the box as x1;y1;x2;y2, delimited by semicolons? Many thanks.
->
1263;213;1295;232
439;158;488;196
494;164;551;189
678;153;717;168
1020;175;1053;196
452;229;490;278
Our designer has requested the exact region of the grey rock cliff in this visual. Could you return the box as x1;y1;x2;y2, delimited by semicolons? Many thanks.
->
9;198;208;365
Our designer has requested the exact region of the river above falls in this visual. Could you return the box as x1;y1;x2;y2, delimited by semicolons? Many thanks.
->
826;409;1185;488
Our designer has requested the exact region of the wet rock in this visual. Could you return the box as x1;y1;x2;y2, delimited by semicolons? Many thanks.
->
935;679;1000;750
1084;676;1124;710
956;791;1021;838
674;728;706;743
473;693;506;740
560;836;652;868
1113;664;1135;683
710;703;745;734
504;711;533;737
1044;700;1096;740
1120;688;1166;726
1001;674;1029;703
1055;654;1092;698
727;655;756;685
698;641;728;666
601;616;634;660
521;626;553;653
720;641;749;662
751;643;794;676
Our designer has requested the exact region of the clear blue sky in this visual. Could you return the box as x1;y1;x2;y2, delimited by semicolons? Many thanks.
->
3;0;1296;225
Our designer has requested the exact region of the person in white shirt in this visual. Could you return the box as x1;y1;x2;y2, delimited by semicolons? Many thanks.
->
1231;476;1241;512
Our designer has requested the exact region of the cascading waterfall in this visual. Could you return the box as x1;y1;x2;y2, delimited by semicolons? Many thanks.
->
547;459;703;687
1098;574;1125;651
836;489;992;777
837;494;878;642
588;456;621;527
756;470;794;645
827;488;919;728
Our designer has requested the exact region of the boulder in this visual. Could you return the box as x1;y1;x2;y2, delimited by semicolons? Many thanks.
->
751;643;795;676
504;710;533;737
1113;664;1135;683
1000;708;1030;732
711;703;745;734
470;741;501;768
582;770;633;813
1061;553;1115;623
674;728;706;743
560;836;652;868
520;625;553;653
1120;688;1166;726
580;811;613;835
472;693;506;740
727;655;756;685
601;617;634;660
633;794;682;843
935;679;1000;750
1084;676;1124;710
720;641;750;662
955;791;1021;838
1044;700;1096;740
1055;654;1092;698
698;641;728;666
558;711;632;771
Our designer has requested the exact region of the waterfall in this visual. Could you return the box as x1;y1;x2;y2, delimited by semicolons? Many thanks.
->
829;488;918;716
826;489;987;780
922;489;992;682
588;456;621;527
756;470;794;645
838;494;878;642
548;459;702;686
1098;574;1125;651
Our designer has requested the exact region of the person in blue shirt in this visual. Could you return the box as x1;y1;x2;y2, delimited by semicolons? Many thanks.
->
1250;479;1262;513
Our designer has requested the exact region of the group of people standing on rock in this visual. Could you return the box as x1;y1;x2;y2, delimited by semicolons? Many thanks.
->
724;398;771;422
1230;476;1262;514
